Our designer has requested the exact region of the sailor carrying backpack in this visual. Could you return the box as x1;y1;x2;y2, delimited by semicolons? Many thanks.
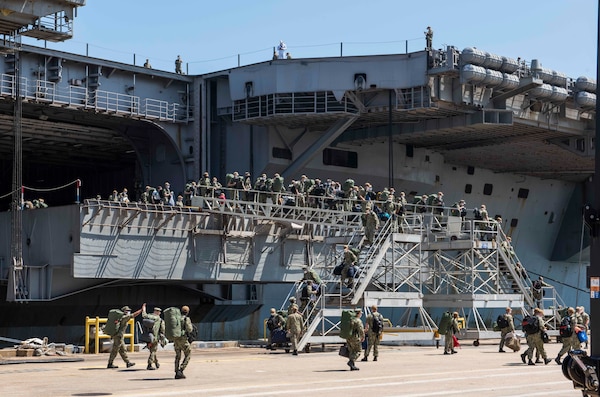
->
522;315;540;335
371;313;384;335
559;316;573;337
496;314;509;329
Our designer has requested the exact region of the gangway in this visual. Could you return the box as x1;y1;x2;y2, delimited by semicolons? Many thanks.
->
274;198;568;349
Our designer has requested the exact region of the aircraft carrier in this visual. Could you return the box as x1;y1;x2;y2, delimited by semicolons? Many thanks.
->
0;1;595;347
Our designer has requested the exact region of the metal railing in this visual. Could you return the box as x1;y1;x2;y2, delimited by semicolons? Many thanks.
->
0;73;183;122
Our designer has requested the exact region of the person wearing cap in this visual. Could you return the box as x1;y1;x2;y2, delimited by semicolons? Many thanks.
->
266;308;285;350
198;172;211;197
242;171;253;202
174;305;193;379
287;297;299;315
576;306;590;348
555;307;578;365
364;207;379;245
362;305;384;362
299;280;317;315
382;195;395;219
444;311;460;355
162;181;174;206
477;204;490;239
416;194;428;213
345;308;365;370
425;26;433;49
107;304;143;369
450;199;467;222
342;245;358;288
286;305;304;356
432;191;444;216
302;266;322;285
497;307;515;353
521;307;552;365
141;303;165;370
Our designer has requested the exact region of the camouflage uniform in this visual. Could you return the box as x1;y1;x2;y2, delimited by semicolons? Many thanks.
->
364;209;379;244
299;281;317;315
174;314;193;377
498;310;515;352
287;299;299;316
345;312;365;369
108;306;140;368
286;310;304;355
557;312;579;363
444;314;459;354
142;307;165;369
198;172;211;197
341;246;357;287
363;310;383;360
523;312;550;365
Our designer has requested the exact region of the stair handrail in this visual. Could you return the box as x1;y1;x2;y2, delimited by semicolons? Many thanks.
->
349;218;395;305
495;229;536;308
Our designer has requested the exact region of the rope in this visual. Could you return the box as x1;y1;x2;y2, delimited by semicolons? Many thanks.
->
0;179;81;199
23;179;80;193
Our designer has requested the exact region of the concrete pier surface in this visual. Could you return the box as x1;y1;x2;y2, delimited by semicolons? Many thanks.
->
0;339;583;396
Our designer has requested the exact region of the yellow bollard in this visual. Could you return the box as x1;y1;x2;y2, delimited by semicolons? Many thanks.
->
84;315;135;354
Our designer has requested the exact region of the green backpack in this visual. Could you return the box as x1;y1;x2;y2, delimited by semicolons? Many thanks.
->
104;309;124;337
340;310;356;339
163;307;183;340
438;311;452;334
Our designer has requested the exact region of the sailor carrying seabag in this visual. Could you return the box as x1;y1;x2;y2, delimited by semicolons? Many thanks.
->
164;305;198;379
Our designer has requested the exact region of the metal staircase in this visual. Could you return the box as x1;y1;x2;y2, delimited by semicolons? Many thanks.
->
281;204;568;349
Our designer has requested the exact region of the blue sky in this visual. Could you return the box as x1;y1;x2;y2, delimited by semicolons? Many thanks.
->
27;0;598;78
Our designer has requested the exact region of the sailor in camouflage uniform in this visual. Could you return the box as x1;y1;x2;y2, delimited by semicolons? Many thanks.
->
107;304;143;369
287;296;299;315
341;245;357;288
345;308;365;370
444;311;459;355
364;208;379;245
198;172;211;197
362;305;383;361
141;303;165;370
555;307;579;365
286;306;304;355
498;307;515;353
521;307;552;365
174;305;194;379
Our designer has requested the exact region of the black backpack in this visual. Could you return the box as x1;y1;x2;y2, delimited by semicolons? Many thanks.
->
267;315;280;331
187;323;199;343
371;313;383;335
496;314;509;329
559;316;573;337
522;315;540;334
